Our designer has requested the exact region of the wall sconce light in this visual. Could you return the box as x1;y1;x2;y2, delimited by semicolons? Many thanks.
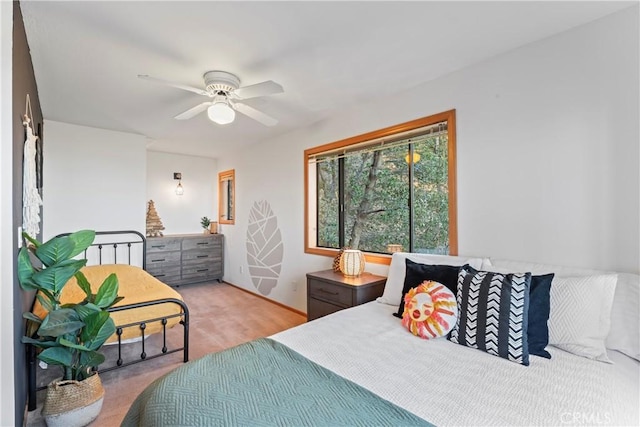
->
174;172;184;196
339;249;366;277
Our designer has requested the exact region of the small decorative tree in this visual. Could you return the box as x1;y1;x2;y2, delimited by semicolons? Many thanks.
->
146;200;165;237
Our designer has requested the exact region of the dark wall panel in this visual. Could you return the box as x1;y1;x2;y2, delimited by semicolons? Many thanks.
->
12;1;43;424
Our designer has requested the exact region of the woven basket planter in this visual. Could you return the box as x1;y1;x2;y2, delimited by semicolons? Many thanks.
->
42;374;104;427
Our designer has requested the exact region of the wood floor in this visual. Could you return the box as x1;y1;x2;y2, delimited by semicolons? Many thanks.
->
26;281;307;426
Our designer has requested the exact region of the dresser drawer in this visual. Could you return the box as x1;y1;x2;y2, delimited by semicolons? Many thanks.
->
182;262;222;280
182;251;222;264
146;250;181;265
144;234;224;286
148;270;182;285
147;239;181;253
182;236;222;251
146;262;181;276
308;279;352;307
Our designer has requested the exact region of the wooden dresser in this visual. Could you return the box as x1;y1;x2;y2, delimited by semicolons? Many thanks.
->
146;234;224;286
306;270;386;321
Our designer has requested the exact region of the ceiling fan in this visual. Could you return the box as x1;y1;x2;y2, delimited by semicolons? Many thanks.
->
138;71;283;126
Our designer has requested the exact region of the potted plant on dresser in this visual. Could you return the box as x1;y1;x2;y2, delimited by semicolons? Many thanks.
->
19;230;122;427
200;216;211;233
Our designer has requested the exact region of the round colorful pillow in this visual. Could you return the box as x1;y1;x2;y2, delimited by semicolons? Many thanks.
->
402;280;458;339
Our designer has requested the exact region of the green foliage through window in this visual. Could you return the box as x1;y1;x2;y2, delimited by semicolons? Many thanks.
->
315;122;452;255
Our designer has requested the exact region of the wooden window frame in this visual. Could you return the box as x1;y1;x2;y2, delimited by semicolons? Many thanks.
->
218;169;235;225
304;109;457;266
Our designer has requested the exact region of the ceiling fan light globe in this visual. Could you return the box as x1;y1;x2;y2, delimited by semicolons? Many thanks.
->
207;103;235;125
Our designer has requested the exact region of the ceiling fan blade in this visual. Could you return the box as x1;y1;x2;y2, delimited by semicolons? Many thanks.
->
138;74;209;97
233;80;283;100
233;102;278;126
174;102;212;120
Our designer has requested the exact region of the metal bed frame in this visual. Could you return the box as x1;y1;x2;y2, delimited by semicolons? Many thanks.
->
27;230;190;411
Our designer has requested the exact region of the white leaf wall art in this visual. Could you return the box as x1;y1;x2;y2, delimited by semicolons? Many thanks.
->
246;200;283;295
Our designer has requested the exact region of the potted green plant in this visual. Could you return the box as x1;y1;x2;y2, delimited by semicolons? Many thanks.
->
200;216;211;234
19;230;122;427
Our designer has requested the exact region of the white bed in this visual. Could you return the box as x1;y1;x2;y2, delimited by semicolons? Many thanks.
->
124;252;640;426
272;301;639;426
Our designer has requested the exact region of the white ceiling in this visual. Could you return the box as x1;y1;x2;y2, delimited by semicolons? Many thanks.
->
21;1;634;159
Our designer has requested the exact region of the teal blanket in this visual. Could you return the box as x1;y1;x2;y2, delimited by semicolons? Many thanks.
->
122;338;431;426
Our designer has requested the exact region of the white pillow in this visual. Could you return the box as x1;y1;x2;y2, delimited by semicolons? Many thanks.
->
605;273;639;361
489;258;639;361
548;274;618;363
486;259;599;276
377;252;486;306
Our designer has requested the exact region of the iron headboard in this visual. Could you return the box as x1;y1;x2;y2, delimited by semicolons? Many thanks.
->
55;230;147;270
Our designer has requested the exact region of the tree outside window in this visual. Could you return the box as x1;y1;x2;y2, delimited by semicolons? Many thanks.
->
306;110;457;263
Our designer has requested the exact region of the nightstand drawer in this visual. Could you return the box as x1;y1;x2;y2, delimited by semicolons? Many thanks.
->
308;279;352;307
306;270;387;322
308;298;342;320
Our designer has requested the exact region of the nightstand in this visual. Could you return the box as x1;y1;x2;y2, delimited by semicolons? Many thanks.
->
306;270;387;321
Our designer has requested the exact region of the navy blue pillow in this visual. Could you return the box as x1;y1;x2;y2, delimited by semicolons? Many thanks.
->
393;259;461;318
528;273;554;359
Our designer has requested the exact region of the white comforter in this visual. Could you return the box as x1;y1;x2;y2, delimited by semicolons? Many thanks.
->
271;301;639;427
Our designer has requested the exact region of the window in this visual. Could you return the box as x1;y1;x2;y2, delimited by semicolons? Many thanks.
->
305;110;457;264
218;169;235;225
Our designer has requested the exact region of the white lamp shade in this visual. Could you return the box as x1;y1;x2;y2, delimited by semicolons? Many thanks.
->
207;102;236;125
175;182;184;195
339;249;365;277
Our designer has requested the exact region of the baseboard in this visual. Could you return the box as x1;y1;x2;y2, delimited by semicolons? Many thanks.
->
222;281;306;317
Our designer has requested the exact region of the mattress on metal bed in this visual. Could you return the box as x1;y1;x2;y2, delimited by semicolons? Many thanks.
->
32;264;185;342
27;230;191;412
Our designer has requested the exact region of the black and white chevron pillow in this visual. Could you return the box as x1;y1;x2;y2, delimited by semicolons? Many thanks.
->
449;265;532;366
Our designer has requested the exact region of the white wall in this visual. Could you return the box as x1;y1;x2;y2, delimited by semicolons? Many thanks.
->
454;7;639;274
42;121;147;239
42;124;217;238
218;141;323;311
146;150;217;235
219;7;639;312
0;2;15;425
